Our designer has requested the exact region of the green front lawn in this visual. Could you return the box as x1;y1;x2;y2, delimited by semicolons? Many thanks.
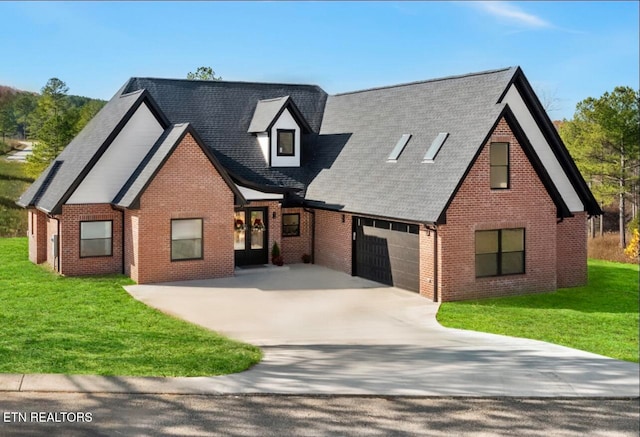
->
0;237;262;376
437;259;639;362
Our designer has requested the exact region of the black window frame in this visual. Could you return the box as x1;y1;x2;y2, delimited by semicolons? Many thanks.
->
276;129;295;157
475;228;525;278
490;142;510;189
282;213;300;237
171;218;203;262
79;220;113;258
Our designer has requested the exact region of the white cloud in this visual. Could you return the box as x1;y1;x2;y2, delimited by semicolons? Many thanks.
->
474;1;551;29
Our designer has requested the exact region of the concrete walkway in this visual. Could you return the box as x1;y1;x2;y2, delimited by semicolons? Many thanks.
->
3;141;33;162
2;265;638;397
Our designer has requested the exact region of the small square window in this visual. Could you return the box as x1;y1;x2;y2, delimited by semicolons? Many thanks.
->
80;221;112;257
171;219;203;261
277;129;295;156
490;142;509;189
282;213;300;237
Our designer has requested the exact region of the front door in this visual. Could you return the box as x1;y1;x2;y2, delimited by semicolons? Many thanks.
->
234;208;268;266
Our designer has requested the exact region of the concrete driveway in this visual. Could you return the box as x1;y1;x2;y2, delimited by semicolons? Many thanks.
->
126;264;640;397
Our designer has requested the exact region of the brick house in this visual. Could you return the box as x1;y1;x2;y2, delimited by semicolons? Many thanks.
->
17;67;600;301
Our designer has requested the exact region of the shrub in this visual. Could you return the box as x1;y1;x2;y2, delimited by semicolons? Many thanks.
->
271;242;280;264
624;229;639;261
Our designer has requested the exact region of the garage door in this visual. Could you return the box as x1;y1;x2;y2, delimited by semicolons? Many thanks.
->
353;217;420;292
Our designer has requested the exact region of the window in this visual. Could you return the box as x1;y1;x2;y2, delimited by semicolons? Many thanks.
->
171;219;202;261
277;129;295;156
475;228;525;277
490;142;509;189
282;213;300;237
80;221;112;257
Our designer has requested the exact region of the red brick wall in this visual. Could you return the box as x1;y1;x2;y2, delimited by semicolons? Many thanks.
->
281;207;312;264
419;227;436;300
314;209;352;274
28;209;47;264
438;118;558;301
130;132;235;284
57;204;123;276
556;211;588;288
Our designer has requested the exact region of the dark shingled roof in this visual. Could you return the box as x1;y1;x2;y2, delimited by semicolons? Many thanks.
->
305;67;517;223
17;86;150;212
123;78;328;192
18;66;600;221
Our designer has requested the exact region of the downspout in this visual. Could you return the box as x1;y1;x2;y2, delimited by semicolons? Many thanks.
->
303;207;316;264
433;226;439;303
55;216;61;273
120;209;125;274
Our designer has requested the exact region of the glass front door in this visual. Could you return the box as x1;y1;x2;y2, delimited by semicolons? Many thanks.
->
234;207;268;266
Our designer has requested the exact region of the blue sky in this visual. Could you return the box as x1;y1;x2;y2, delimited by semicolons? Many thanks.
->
0;1;637;120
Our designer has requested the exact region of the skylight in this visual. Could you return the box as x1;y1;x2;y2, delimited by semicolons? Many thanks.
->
422;132;449;163
387;134;412;162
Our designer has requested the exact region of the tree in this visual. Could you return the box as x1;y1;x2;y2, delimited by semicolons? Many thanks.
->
0;100;17;142
26;78;76;177
186;66;222;81
75;99;105;132
561;86;640;247
11;92;38;139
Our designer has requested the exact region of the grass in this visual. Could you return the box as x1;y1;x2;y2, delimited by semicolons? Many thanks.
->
437;259;639;362
0;237;262;376
0;159;31;237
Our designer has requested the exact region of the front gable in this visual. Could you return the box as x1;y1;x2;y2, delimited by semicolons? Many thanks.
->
66;101;165;204
114;124;244;209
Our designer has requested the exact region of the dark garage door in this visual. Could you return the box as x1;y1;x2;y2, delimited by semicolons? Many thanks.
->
353;217;420;292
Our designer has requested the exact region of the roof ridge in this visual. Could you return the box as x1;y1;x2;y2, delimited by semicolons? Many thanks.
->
332;67;517;97
128;77;325;91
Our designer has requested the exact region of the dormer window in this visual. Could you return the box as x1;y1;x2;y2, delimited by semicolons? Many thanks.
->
248;96;312;168
277;129;295;156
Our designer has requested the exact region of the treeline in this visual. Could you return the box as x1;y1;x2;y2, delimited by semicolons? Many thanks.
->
0;78;106;177
559;86;639;249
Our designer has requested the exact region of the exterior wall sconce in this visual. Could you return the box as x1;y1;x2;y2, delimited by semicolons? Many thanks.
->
272;211;277;219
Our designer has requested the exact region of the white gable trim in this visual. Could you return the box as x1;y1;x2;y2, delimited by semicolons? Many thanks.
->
66;102;164;204
236;184;283;201
503;85;584;212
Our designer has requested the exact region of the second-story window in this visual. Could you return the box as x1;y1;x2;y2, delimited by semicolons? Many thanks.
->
277;129;295;156
490;142;509;189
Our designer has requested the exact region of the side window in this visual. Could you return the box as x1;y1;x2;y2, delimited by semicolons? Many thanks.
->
282;213;300;237
475;228;524;277
490;142;509;189
277;129;295;156
80;221;113;257
171;219;203;261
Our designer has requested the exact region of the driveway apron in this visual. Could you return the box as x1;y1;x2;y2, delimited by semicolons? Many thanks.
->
126;264;640;397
